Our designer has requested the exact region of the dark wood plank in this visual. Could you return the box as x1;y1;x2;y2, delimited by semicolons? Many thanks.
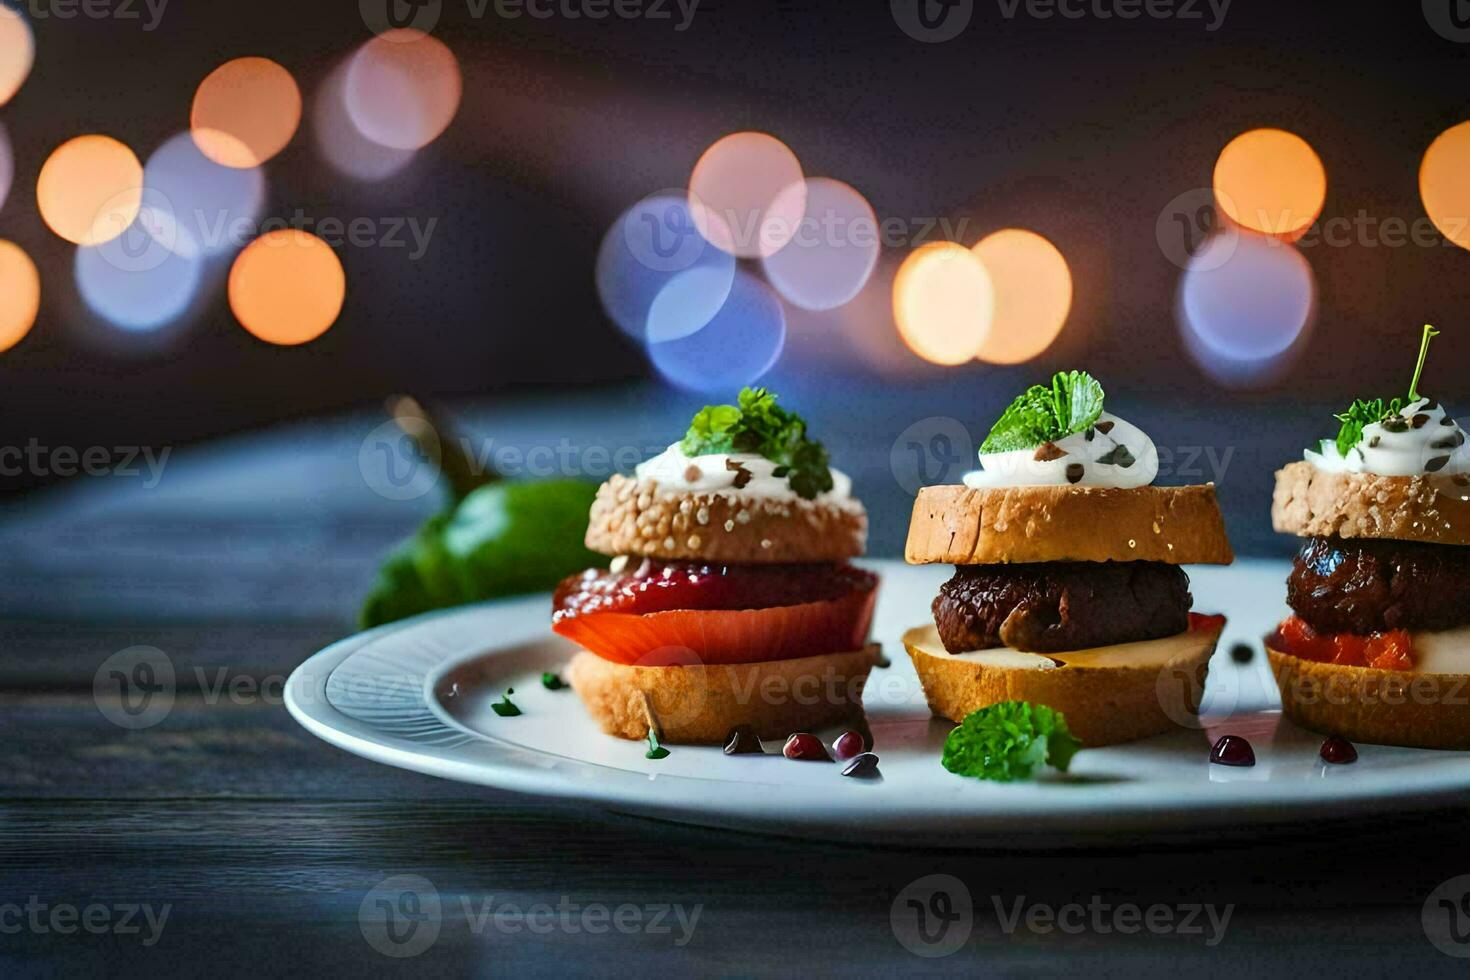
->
0;622;348;690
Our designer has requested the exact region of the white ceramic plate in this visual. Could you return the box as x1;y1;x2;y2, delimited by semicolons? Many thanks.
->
286;559;1470;846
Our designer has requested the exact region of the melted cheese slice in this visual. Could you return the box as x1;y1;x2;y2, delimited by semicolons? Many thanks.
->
1410;626;1470;675
903;621;1222;671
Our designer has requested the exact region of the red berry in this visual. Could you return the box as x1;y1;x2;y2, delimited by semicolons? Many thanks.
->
1209;734;1255;767
831;730;866;760
1320;735;1358;764
782;732;830;761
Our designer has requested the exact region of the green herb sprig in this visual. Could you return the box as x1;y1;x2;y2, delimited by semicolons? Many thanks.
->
491;688;521;717
680;387;833;500
941;701;1081;782
978;371;1106;455
1329;324;1441;456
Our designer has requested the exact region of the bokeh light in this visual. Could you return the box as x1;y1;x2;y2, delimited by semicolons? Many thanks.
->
892;241;995;365
0;121;12;213
1178;230;1315;387
688;132;806;258
0;240;39;353
1420;121;1470;251
761;177;879;311
595;191;735;339
76;224;203;331
345;29;462;151
37;136;144;246
191;57;302;168
313;60;416;181
1213;128;1325;241
228;230;345;346
971;228;1072;364
648;270;786;391
0;5;34;107
144;131;266;259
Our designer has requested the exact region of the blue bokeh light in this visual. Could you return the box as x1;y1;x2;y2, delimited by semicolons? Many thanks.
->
1178;230;1315;387
595;192;735;340
144;131;266;259
75;218;204;331
648;270;786;392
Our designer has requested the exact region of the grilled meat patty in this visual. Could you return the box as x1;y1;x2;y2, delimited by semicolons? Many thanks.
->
1286;535;1470;635
932;561;1193;654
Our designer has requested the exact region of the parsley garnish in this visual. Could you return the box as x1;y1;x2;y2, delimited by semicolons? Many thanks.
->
1328;324;1440;456
978;371;1106;454
680;387;834;500
541;672;566;691
941;701;1081;782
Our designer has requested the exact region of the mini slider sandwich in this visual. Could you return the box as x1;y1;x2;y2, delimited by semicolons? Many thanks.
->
902;371;1234;746
1269;325;1470;748
554;388;880;745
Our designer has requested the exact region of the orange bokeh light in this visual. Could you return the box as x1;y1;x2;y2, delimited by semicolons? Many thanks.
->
1420;121;1470;251
0;6;34;106
893;242;995;365
0;241;40;354
688;132;806;258
228;230;345;346
1213;128;1325;241
192;57;302;168
37;135;144;246
971;229;1072;364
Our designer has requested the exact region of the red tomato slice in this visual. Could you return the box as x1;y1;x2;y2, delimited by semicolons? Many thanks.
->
552;588;877;666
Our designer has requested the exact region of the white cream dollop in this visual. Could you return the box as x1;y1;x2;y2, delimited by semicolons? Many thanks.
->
1305;398;1470;477
962;412;1159;489
635;442;853;502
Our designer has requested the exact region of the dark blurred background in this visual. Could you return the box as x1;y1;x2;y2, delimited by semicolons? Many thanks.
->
0;0;1467;559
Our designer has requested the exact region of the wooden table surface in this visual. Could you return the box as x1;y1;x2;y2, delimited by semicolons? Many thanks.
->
3;393;1470;977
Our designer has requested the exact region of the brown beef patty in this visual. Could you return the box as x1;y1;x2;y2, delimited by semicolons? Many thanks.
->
932;561;1193;654
1286;536;1470;635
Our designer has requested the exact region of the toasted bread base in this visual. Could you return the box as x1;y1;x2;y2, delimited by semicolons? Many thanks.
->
903;621;1223;746
905;483;1233;566
1266;645;1470;749
566;645;879;745
1271;460;1470;546
585;474;867;563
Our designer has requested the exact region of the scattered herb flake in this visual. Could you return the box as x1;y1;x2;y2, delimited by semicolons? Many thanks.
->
491;688;521;717
541;672;566;691
645;728;670;760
